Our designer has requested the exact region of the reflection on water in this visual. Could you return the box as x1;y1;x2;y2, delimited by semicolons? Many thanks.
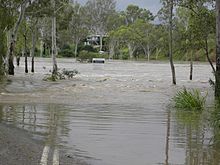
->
0;103;220;165
0;104;70;148
173;109;220;165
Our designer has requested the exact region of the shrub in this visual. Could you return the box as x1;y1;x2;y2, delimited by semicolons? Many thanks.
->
173;88;207;111
43;69;79;81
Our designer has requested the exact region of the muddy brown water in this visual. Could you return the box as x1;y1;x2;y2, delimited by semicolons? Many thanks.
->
0;58;219;165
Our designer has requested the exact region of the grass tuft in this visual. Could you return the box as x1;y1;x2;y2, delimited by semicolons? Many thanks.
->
173;88;206;111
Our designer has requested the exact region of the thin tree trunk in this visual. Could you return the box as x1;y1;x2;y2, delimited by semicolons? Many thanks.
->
51;0;58;75
24;34;28;73
31;19;38;73
205;39;215;74
147;44;150;62
190;50;193;80
142;46;147;59
7;1;27;75
169;0;176;85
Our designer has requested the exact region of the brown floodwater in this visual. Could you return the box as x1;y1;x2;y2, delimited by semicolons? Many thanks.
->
0;57;219;165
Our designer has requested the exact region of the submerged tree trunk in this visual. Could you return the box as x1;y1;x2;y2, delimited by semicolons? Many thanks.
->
24;34;28;73
51;0;58;75
7;1;27;75
168;0;176;85
189;51;193;80
31;19;38;73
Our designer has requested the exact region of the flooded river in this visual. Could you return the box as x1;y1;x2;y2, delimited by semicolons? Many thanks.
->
0;58;218;165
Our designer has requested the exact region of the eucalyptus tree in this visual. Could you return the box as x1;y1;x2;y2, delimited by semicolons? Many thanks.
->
7;0;30;75
106;13;124;58
123;4;154;25
85;0;116;52
130;20;156;61
66;2;89;58
160;0;176;85
177;1;215;77
0;0;15;76
121;5;154;59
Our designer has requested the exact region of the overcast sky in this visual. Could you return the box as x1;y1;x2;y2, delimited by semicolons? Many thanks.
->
76;0;162;15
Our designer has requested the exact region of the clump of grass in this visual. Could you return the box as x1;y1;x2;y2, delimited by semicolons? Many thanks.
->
173;88;207;111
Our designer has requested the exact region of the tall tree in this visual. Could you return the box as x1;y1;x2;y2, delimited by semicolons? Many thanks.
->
85;0;116;52
67;3;89;58
160;0;176;85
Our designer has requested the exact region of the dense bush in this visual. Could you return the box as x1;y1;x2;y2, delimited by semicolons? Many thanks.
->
58;44;74;57
172;88;207;111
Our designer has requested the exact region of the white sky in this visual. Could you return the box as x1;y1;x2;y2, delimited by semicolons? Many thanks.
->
76;0;162;15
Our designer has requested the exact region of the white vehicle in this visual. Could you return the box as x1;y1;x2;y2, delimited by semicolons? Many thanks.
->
92;58;105;63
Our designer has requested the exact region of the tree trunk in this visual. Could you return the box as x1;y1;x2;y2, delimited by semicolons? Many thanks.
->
40;28;44;57
51;0;58;75
147;44;150;62
74;42;78;59
31;19;38;73
24;34;28;73
7;1;27;75
190;51;193;80
128;43;135;59
100;35;103;52
216;0;220;97
169;0;176;85
109;40;116;59
205;39;215;74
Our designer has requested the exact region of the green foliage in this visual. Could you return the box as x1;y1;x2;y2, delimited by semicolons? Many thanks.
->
58;44;74;57
120;48;129;60
173;88;207;111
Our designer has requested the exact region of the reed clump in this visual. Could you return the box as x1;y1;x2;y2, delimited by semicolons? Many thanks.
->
173;88;206;111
